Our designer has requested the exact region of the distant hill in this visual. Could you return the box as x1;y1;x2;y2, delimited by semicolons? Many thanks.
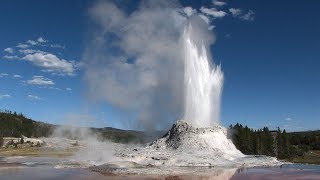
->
91;127;165;144
287;130;320;150
0;111;164;144
0;111;55;138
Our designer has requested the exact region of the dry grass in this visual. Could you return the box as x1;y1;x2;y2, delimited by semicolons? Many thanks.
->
0;147;77;157
291;150;320;165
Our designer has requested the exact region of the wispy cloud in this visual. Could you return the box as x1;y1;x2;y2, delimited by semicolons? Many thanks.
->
26;40;38;45
229;8;242;17
241;10;255;21
212;0;226;7
229;8;255;21
0;73;9;78
47;87;62;91
3;55;19;60
4;48;14;54
200;7;227;18
66;87;72;91
13;74;22;78
285;117;293;121
199;14;210;24
27;75;55;85
50;44;65;49
224;34;232;38
18;49;46;55
27;94;42;100
37;37;47;43
25;37;48;46
16;43;29;49
0;94;11;99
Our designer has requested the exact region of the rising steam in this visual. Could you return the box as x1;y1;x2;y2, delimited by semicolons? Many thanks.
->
83;1;221;130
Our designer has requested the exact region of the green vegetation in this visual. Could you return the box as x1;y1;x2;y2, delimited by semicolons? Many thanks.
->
91;127;164;144
290;150;320;164
0;136;3;147
0;110;159;144
230;124;275;156
229;123;320;163
0;110;55;138
2;110;320;164
92;127;146;143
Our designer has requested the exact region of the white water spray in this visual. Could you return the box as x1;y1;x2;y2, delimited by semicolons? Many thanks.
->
183;24;224;127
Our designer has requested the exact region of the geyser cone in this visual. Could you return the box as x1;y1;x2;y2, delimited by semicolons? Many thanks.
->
150;120;243;158
183;23;223;127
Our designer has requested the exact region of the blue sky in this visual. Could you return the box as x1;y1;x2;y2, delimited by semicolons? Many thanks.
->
0;0;319;131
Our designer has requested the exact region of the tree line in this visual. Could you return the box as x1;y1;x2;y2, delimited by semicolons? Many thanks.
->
0;110;150;145
229;123;320;160
0;110;54;139
1;109;319;158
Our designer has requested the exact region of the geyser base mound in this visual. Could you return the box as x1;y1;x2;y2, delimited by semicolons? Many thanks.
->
115;121;281;169
149;120;243;157
58;121;282;175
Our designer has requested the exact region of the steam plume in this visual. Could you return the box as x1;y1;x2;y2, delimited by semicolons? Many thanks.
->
83;0;219;130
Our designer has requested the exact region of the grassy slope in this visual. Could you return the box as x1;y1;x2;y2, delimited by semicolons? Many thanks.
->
290;150;320;165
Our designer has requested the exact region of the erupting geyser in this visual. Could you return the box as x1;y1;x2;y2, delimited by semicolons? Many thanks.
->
82;8;281;175
183;23;223;127
113;22;280;172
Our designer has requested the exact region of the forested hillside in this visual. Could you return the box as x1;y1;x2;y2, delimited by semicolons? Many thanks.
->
0;110;159;144
229;123;320;161
0;110;55;138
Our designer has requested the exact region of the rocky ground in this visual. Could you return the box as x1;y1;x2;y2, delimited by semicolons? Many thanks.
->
79;121;282;175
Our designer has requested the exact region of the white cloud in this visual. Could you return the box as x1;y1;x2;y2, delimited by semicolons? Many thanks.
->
212;0;226;6
19;49;46;54
224;34;232;38
66;87;72;91
4;48;14;54
13;74;22;78
200;7;227;18
27;40;38;45
22;53;76;76
3;55;19;60
26;37;47;46
183;7;197;17
27;94;42;100
0;94;11;99
16;43;29;49
3;55;19;59
199;14;210;24
27;75;55;85
50;44;65;49
5;37;77;76
241;10;255;21
48;87;62;91
285;117;292;121
229;8;254;21
229;8;242;17
37;37;47;43
0;73;9;78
